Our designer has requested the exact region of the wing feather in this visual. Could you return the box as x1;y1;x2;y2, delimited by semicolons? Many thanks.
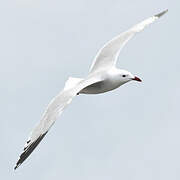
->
14;76;102;169
89;9;168;74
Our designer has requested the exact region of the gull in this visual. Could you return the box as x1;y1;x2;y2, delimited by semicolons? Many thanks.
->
14;9;168;170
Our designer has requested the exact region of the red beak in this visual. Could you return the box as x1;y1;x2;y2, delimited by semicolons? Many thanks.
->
132;76;142;82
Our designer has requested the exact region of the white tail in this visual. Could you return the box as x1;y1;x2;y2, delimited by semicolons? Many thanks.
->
64;77;83;90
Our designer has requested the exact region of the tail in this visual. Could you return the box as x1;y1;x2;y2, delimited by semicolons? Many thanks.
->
64;77;83;91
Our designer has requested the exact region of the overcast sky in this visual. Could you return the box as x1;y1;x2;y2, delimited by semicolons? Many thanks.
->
0;0;179;179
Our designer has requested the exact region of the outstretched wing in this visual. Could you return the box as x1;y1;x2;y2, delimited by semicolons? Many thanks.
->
14;76;102;170
89;9;168;74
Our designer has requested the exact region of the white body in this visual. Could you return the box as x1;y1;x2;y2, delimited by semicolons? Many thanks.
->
80;68;132;94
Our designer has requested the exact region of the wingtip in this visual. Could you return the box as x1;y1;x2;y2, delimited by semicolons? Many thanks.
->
155;9;168;18
14;164;19;170
14;132;48;171
14;161;21;170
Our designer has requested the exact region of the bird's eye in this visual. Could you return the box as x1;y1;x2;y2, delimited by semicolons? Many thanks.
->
122;75;126;77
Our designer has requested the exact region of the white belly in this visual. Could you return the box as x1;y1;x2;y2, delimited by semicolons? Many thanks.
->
79;78;125;94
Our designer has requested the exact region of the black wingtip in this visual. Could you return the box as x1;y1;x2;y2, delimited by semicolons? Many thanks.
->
14;164;19;170
155;9;168;18
14;132;48;170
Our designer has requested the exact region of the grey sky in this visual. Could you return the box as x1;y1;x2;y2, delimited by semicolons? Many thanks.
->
0;0;179;179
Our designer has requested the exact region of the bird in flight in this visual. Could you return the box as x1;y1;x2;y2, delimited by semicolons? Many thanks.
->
14;9;168;170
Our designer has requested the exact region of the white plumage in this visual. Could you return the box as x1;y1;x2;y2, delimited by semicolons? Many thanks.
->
15;9;168;170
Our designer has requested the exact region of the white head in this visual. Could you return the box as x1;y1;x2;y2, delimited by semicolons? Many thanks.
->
117;69;142;85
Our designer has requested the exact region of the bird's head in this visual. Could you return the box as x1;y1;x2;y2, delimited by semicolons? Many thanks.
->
118;69;142;84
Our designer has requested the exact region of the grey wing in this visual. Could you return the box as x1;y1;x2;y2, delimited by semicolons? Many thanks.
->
89;9;168;74
14;76;103;170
